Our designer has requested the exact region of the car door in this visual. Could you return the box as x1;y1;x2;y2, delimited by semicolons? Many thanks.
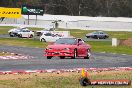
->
77;39;87;56
27;30;32;37
100;32;105;38
44;33;55;42
22;30;30;37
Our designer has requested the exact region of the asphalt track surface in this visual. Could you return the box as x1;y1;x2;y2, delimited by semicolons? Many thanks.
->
0;45;132;71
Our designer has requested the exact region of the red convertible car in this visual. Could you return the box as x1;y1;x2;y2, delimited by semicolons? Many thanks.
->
44;38;91;59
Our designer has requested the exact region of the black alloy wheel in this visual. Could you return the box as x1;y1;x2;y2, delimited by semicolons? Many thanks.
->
47;56;52;59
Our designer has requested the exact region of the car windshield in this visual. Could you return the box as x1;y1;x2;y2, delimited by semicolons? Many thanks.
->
55;38;76;45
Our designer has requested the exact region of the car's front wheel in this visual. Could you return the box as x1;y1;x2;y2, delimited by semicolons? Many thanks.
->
71;49;77;59
30;34;33;38
41;38;46;42
60;56;65;59
84;49;91;59
9;32;14;37
47;56;52;59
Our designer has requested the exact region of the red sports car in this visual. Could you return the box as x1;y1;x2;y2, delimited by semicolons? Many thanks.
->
44;38;91;59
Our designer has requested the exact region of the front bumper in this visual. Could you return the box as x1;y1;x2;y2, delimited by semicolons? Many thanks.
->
44;50;74;57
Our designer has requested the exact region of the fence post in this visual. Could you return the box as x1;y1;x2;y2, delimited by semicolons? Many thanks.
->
112;38;119;47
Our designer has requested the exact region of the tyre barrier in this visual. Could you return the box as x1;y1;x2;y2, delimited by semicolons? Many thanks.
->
0;67;131;75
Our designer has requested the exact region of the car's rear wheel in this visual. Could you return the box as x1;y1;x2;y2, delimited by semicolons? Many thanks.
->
71;49;77;59
86;36;90;38
60;56;65;59
47;56;52;59
30;34;33;38
41;38;46;42
84;49;91;59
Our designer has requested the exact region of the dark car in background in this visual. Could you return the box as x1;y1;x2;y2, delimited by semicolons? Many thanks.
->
86;31;109;39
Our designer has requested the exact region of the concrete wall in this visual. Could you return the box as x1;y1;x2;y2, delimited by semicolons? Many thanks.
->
1;16;132;31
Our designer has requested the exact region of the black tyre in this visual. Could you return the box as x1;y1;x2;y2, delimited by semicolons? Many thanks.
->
30;34;33;38
86;36;90;38
41;38;46;42
47;56;52;59
60;56;65;59
9;32;14;37
18;34;22;38
79;77;91;86
84;49;91;59
103;35;107;39
71;49;77;59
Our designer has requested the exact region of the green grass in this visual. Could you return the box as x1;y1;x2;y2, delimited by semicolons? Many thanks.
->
58;29;132;39
0;27;132;54
0;26;14;34
0;38;132;55
27;27;43;31
87;41;132;54
0;71;131;88
0;38;47;48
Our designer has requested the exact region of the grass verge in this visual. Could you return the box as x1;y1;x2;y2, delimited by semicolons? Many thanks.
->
0;38;47;48
0;71;131;88
0;26;132;39
58;29;132;39
0;27;132;55
87;41;132;55
0;38;132;55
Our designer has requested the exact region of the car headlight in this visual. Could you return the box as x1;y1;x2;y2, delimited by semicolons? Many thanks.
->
64;48;71;50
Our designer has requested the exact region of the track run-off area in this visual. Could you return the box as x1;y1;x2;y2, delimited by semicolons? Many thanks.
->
0;45;132;71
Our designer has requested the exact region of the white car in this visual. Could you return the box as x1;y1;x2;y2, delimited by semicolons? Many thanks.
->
17;29;34;38
40;32;63;42
8;27;29;37
36;28;54;36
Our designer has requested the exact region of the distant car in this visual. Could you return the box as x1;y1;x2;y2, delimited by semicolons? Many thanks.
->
86;31;109;39
40;32;63;42
36;28;54;36
44;37;91;59
17;29;34;38
8;27;29;37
